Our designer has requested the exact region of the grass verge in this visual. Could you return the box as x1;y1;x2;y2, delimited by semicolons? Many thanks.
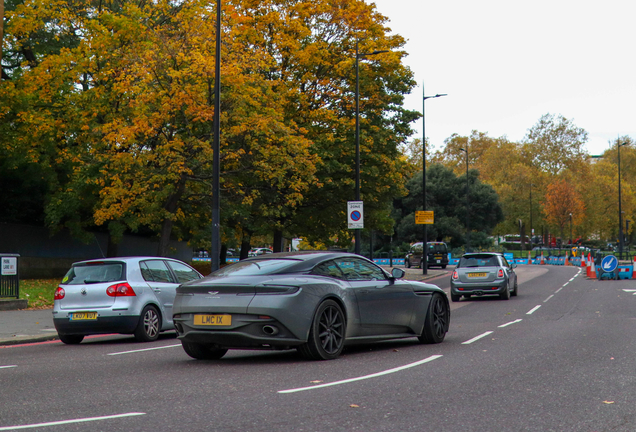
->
19;279;58;310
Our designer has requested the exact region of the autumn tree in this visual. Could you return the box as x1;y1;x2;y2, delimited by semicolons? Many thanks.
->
543;178;585;242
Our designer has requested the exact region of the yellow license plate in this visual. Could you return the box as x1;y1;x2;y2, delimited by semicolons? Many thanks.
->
468;272;487;278
70;312;97;320
194;314;232;326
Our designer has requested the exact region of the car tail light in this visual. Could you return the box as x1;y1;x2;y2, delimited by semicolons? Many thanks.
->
106;282;136;297
452;270;459;280
54;287;65;300
497;269;504;278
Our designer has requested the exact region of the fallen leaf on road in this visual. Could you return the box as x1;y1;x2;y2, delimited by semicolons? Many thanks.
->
310;380;322;384
603;401;615;404
350;404;360;408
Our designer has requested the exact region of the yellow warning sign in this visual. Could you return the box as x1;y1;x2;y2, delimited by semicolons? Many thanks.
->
415;211;434;225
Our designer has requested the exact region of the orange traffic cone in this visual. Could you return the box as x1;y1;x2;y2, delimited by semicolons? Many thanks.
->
581;253;587;271
540;252;546;265
586;253;592;278
588;253;596;278
528;250;532;264
565;252;570;266
632;256;636;279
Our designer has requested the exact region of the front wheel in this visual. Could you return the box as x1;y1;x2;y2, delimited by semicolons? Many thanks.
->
298;299;345;360
59;334;84;345
405;259;411;269
419;293;450;344
134;305;161;342
182;341;228;360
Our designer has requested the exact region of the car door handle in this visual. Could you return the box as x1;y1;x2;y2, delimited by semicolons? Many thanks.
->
359;290;369;294
153;289;161;293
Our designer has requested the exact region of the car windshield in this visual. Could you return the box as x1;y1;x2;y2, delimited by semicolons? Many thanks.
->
62;263;125;285
211;259;299;276
459;255;499;268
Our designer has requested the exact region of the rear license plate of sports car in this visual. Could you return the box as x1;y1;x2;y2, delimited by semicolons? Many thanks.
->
70;312;97;320
194;314;232;326
468;273;487;278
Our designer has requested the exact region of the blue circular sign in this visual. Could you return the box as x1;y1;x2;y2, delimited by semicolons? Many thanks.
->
601;255;618;272
350;211;361;222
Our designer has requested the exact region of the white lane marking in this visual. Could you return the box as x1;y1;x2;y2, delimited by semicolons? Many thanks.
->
0;413;146;430
623;289;636;292
527;305;541;315
462;331;493;345
107;344;181;356
562;282;569;287
555;287;563;293
498;319;522;328
0;365;17;369
278;355;443;394
544;294;554;303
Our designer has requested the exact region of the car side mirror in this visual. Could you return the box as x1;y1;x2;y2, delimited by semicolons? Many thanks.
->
511;263;517;269
391;268;405;279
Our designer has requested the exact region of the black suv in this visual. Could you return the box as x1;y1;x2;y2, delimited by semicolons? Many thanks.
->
405;242;449;269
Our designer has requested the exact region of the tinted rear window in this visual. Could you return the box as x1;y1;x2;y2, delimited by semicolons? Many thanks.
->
459;255;499;267
211;259;300;276
62;263;125;285
428;244;447;253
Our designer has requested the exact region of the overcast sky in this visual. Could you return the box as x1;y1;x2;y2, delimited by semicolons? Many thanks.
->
367;0;635;155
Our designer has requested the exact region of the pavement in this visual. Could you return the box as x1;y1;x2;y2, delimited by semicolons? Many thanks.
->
0;266;450;347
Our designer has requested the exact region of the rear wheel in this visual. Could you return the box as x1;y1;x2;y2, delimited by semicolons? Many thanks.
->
182;341;228;360
499;285;511;300
59;334;84;345
511;279;518;297
450;293;461;302
298;300;345;360
419;293;449;344
405;259;411;268
134;305;160;342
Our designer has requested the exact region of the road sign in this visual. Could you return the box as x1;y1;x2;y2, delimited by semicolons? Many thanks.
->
348;201;364;229
415;211;434;225
601;255;618;273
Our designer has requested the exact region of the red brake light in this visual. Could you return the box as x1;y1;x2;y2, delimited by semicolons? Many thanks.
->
106;282;136;297
452;270;459;280
54;287;65;300
497;269;504;278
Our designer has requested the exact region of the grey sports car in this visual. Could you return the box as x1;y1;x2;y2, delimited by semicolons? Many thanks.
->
172;251;450;360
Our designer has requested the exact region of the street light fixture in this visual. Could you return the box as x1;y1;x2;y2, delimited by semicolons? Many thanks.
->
354;41;389;255
618;141;627;260
210;0;222;271
422;85;447;275
459;147;469;252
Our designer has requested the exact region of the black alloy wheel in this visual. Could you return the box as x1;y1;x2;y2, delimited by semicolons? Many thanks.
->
511;279;518;297
419;293;450;344
405;259;411;268
59;334;84;345
181;341;228;360
298;299;345;360
450;293;461;302
134;305;161;342
499;284;511;300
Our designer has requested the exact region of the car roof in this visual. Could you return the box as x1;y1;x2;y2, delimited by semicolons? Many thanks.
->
73;256;184;265
462;252;503;257
240;251;372;273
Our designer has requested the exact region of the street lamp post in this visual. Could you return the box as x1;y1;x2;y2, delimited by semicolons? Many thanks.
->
618;141;627;260
422;84;447;275
210;0;222;271
529;184;534;249
569;213;572;246
459;147;469;252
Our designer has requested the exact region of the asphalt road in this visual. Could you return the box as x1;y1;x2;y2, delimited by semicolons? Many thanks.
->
2;265;636;431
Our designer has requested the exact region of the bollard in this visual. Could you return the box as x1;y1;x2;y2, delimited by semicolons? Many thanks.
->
389;250;393;268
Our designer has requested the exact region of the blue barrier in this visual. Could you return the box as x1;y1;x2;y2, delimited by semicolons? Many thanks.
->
618;265;633;279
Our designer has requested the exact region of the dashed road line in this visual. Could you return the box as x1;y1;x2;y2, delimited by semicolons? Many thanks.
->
462;331;493;345
527;305;541;315
544;294;554;303
498;319;522;328
107;344;181;356
278;355;443;394
0;365;17;369
0;413;146;430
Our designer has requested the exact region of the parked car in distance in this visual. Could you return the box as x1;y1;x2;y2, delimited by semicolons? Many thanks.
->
405;242;449;269
53;257;203;344
450;252;517;302
249;247;273;257
172;251;450;361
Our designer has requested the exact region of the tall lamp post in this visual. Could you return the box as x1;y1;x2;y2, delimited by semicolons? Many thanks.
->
210;0;222;271
422;85;447;275
569;213;572;246
459;147;469;252
354;41;388;255
618;141;627;260
529;184;534;249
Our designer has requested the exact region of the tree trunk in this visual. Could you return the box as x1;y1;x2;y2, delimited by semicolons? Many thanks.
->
273;230;284;252
157;174;187;257
220;244;227;265
240;239;251;260
106;234;119;258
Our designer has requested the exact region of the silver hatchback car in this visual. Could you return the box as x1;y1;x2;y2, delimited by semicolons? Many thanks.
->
450;252;518;302
53;257;202;344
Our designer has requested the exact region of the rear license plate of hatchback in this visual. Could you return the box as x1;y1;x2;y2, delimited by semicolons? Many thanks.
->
467;272;487;278
194;314;232;326
70;312;97;320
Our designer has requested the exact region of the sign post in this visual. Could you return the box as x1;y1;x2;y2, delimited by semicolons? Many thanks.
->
348;201;364;229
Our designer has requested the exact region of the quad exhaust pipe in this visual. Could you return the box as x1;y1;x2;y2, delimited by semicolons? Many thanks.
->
262;325;279;335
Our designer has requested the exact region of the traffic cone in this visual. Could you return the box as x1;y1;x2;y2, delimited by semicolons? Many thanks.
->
528;250;532;264
565;252;570;266
540;252;545;265
633;256;636;279
586;253;595;278
581;253;587;270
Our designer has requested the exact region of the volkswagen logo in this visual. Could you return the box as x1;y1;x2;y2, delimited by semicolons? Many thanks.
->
208;291;219;296
80;288;87;296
